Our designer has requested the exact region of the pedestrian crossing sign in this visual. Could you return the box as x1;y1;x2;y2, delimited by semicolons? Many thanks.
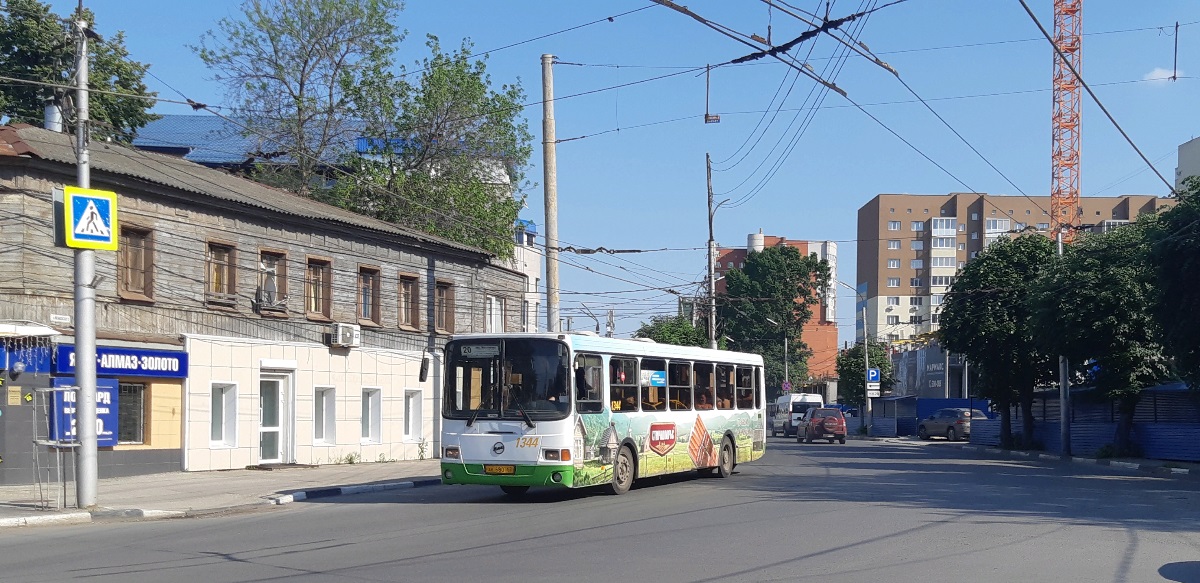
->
62;186;118;250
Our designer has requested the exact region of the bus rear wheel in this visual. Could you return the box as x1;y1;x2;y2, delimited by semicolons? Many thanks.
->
500;485;529;497
607;446;635;495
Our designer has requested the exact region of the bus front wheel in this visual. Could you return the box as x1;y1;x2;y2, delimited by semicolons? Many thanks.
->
715;437;734;478
607;446;635;495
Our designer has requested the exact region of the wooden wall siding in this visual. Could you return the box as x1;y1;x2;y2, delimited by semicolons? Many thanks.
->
0;169;527;346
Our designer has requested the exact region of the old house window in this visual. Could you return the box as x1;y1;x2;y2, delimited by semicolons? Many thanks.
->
358;266;381;325
398;274;419;329
435;281;455;333
257;251;287;313
206;242;236;307
485;295;505;332
118;227;153;301
306;258;332;318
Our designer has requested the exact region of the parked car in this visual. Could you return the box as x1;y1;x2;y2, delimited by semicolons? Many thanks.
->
797;407;847;444
917;408;988;441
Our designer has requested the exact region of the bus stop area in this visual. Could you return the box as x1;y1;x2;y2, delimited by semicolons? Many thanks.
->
0;459;441;528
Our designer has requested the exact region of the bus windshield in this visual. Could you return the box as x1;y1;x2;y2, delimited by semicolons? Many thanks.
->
444;338;571;422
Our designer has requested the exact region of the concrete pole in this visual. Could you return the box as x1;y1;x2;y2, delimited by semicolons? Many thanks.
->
1057;230;1072;456
541;54;560;333
783;335;789;384
863;304;872;435
74;15;98;509
706;153;717;349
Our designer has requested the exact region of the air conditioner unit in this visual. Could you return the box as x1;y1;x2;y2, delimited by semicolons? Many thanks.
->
330;323;361;348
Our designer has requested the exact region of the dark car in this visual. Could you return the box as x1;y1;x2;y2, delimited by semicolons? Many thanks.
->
918;408;988;441
797;407;847;444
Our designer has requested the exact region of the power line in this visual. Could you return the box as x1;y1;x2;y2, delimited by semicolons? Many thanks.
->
1018;0;1177;195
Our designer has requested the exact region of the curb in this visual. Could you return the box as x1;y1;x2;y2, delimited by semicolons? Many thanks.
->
269;477;442;505
959;444;1196;479
0;477;442;528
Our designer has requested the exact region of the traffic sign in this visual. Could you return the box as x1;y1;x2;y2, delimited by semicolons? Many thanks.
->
866;368;881;383
867;381;881;399
782;380;792;392
867;389;881;398
62;186;118;250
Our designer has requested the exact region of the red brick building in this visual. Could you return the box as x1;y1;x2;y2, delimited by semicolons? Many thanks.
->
714;231;839;391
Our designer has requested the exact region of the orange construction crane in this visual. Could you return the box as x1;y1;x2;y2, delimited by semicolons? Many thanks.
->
1051;0;1083;240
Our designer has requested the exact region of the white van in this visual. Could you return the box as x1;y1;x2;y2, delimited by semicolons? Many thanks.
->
769;393;824;437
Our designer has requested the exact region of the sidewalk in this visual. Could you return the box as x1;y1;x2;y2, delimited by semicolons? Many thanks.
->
959;443;1200;480
0;459;442;528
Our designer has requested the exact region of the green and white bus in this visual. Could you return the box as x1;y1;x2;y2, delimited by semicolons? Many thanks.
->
440;332;767;496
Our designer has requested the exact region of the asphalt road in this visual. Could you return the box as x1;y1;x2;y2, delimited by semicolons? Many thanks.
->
2;439;1199;583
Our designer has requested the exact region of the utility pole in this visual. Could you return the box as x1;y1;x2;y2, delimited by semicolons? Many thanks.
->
606;309;614;338
541;54;560;333
706;153;717;349
73;10;98;509
862;304;872;435
1057;230;1072;456
783;335;789;384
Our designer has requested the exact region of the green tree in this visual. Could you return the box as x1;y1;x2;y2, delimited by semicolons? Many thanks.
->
718;245;830;390
1149;176;1200;388
835;341;895;409
332;36;533;259
1031;222;1172;454
193;0;403;195
634;315;707;347
0;0;157;140
939;234;1056;449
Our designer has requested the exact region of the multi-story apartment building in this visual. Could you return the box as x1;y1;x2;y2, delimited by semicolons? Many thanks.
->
856;193;1176;345
1178;136;1200;190
0;124;530;485
714;232;838;391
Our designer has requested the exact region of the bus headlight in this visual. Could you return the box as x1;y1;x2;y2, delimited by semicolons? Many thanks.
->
543;449;571;461
444;446;460;460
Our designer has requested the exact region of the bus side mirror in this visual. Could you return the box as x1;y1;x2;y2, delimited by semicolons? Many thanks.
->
419;356;430;382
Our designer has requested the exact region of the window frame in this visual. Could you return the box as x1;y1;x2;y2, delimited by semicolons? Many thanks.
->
257;249;288;315
314;386;336;445
886;277;900;288
305;256;333;320
434;281;456;333
357;264;383;326
887;221;901;231
205;240;238;308
361;387;382;444
117;382;146;444
118;226;154;302
887;258;900;269
404;389;423;442
210;382;238;448
887;239;901;250
886;296;900;306
398;273;421;330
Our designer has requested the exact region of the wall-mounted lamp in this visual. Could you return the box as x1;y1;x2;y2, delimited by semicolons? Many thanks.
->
11;361;26;377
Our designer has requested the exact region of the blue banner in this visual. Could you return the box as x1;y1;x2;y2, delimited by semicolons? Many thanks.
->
49;377;119;447
56;345;188;378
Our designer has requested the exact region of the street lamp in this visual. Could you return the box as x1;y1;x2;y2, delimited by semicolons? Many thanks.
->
764;317;788;387
834;280;873;433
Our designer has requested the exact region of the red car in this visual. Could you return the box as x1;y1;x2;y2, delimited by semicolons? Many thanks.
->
797;408;847;444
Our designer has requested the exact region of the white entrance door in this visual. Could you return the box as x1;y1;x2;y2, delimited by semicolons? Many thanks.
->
259;376;290;463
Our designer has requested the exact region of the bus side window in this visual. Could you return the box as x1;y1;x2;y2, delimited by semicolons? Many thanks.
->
694;363;714;410
574;354;604;414
735;366;754;409
610;357;638;412
668;361;692;410
716;364;734;410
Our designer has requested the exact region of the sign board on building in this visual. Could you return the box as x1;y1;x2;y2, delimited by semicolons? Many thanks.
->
59;186;119;250
49;377;119;447
55;345;189;378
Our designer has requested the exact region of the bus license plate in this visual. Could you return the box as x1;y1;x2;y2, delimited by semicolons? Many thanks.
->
484;465;515;475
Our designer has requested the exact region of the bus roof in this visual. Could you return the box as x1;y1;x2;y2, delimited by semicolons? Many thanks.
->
448;332;765;366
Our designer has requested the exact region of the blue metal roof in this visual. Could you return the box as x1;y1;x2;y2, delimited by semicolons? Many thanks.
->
132;114;262;165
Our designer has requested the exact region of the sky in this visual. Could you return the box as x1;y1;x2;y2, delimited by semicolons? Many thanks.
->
46;0;1200;348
